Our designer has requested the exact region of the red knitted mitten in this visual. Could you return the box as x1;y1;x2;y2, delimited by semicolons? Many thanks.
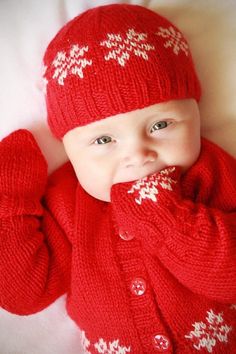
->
111;167;182;248
0;129;47;198
0;129;48;217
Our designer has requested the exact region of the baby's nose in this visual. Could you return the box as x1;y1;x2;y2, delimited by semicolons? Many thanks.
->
123;147;157;168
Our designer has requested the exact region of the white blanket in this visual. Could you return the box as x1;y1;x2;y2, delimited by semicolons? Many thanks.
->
0;1;235;353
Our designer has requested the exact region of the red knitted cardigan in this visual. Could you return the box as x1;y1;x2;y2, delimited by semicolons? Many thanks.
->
0;130;236;354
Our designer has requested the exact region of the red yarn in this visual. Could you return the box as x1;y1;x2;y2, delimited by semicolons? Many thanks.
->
43;4;201;138
1;130;236;353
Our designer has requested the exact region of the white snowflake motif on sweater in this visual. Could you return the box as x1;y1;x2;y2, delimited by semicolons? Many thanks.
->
51;44;92;85
156;26;189;56
81;330;91;354
80;331;131;354
100;28;155;66
94;338;131;353
127;167;177;205
41;65;48;94
185;309;233;352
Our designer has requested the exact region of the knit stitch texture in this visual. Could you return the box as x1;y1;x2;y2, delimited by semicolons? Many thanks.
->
43;4;201;138
0;130;236;353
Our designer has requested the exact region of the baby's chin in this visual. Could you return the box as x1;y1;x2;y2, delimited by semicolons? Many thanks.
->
85;187;111;203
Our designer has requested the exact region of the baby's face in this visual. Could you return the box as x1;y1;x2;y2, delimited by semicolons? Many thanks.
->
63;99;201;202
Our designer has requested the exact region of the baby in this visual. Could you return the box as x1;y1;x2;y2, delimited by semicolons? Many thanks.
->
1;4;236;354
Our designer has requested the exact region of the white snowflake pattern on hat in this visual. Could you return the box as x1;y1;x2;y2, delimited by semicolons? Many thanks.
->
185;309;232;352
127;167;177;205
51;44;92;85
100;28;155;66
156;26;189;56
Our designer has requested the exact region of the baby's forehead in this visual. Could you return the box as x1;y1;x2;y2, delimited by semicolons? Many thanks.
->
69;99;197;133
72;106;155;135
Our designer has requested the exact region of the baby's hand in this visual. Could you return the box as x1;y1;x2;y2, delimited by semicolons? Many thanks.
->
111;167;182;247
111;166;181;206
111;166;181;227
0;129;47;199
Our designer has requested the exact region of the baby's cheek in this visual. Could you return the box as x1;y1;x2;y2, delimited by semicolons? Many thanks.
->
89;179;112;202
163;144;194;170
177;144;200;170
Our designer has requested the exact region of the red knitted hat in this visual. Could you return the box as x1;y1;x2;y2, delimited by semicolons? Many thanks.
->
43;4;201;139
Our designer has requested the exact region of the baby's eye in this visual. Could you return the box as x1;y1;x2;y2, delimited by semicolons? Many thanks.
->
94;136;112;144
150;121;170;133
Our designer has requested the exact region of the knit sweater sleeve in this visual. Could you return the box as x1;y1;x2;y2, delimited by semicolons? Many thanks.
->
0;130;74;315
111;146;236;304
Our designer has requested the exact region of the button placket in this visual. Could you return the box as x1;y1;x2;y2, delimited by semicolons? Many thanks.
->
115;223;173;353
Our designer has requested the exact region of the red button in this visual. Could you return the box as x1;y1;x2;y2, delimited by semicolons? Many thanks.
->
119;230;134;241
130;277;146;296
153;334;170;351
